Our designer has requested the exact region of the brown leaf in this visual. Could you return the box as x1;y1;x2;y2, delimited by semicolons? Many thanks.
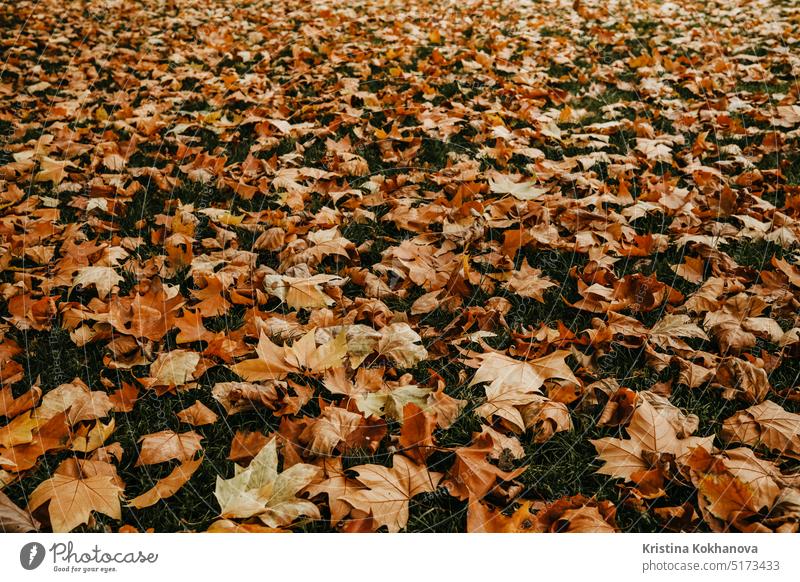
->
722;401;800;459
531;495;618;533
592;397;713;486
212;381;281;415
231;330;346;381
469;349;577;394
504;259;556;302
228;431;270;464
107;278;184;341
301;406;363;455
467;495;618;533
304;458;357;524
128;456;203;509
189;274;231;317
176;401;219;426
206;519;286;533
0;489;39;532
467;500;541;533
141;349;200;390
135;430;203;466
686;448;765;532
712;357;770;403
343;455;442;532
108;382;140;413
28;471;123;532
444;433;526;501
398;402;436;463
0;385;41;419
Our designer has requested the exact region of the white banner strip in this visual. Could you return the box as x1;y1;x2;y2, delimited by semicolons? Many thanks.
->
3;533;799;581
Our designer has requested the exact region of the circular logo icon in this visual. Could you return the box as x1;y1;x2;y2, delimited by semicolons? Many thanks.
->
20;542;46;570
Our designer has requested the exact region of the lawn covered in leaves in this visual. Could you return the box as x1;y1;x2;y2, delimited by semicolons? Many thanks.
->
2;0;800;533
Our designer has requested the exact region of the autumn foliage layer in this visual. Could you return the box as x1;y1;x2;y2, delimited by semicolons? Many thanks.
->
2;0;800;533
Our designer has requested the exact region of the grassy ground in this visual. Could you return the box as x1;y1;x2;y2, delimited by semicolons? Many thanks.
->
2;0;800;532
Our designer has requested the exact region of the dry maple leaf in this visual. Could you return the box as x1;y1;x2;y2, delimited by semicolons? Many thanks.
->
357;383;433;421
1;490;39;532
108;382;139;413
228;431;270;464
174;309;212;344
719;448;783;509
711;357;770;403
189;274;231;317
635;138;672;162
653;502;700;532
1;379;111;472
469;349;577;393
135;430;203;466
426;384;467;429
685;447;776;532
0;410;72;472
28;471;123;532
504;259;556;302
398;402;436;463
488;173;548;200
304;459;358;525
214;439;320;527
444;433;526;501
467;500;542;533
531;494;619;533
231;330;347;381
673;357;715;389
36;379;112;424
205;519;286;533
301;406;364;456
323;367;434;421
520;396;573;442
140;349;200;390
342;454;442;532
34;156;72;185
479;426;525;462
72;266;123;300
468;495;618;533
470;350;578;431
476;382;542;433
722;401;800;459
176;401;219;426
71;419;116;453
648;313;709;350
638;391;699;437
591;396;713;491
375;323;428;368
315;324;382;368
212;381;281;415
128;456;203;509
106;280;185;341
263;273;344;310
0;385;40;420
0;386;42;419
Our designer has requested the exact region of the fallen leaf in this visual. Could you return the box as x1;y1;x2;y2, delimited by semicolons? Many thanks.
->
215;439;320;527
135;430;203;466
28;471;123;532
343;455;442;532
176;401;219;426
722;401;800;459
1;490;39;532
129;456;203;509
72;266;123;300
